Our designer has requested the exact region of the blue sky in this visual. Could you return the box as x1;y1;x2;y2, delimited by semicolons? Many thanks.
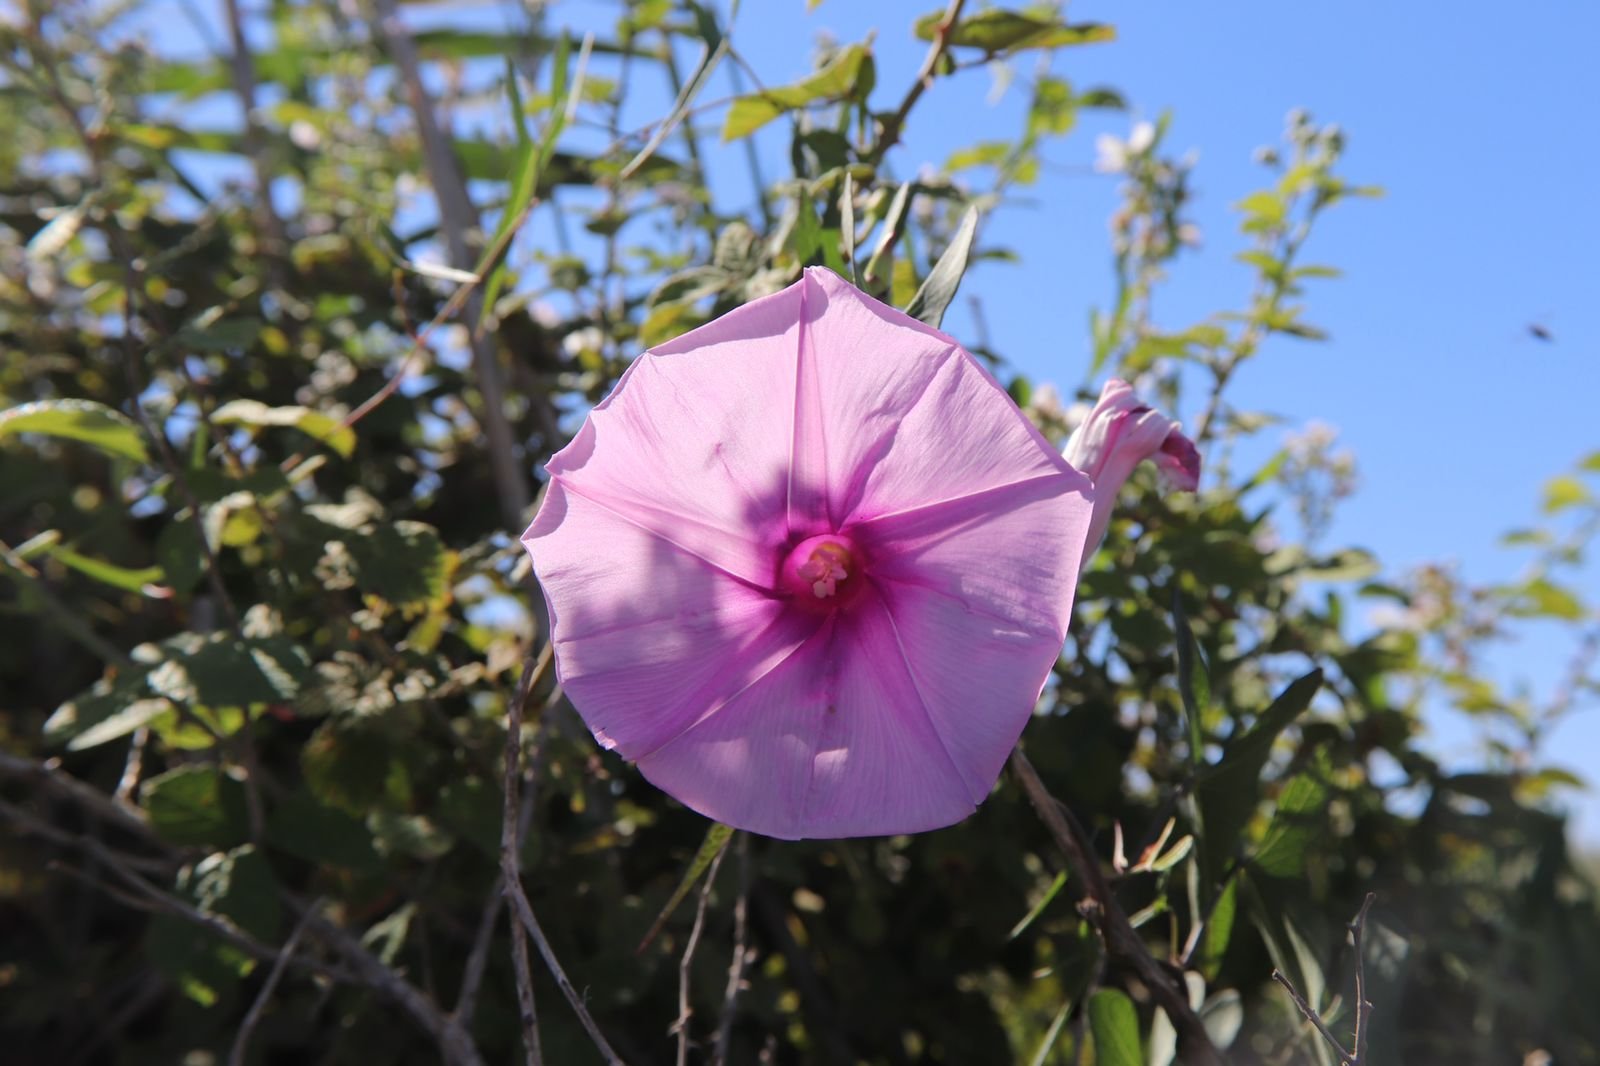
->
141;0;1598;838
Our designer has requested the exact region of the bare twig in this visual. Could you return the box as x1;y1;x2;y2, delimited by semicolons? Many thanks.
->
1349;892;1376;1064
1009;749;1224;1066
501;655;626;1065
230;902;317;1066
370;0;533;530
0;750;159;845
1270;969;1351;1062
711;833;751;1066
452;883;504;1029
1269;892;1377;1066
501;657;545;1066
673;844;727;1066
865;0;967;165
294;900;486;1066
220;0;289;269
0;537;138;668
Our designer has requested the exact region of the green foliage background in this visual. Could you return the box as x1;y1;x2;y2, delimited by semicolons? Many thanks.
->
2;1;1598;1063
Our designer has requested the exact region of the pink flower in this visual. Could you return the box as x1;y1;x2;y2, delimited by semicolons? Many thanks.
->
524;268;1093;839
1063;378;1200;561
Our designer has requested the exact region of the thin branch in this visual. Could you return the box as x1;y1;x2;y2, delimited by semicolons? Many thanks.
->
1271;969;1352;1063
452;883;504;1029
230;902;317;1066
370;0;533;530
294;900;486;1066
1349;892;1376;1064
0;537;138;668
865;0;967;165
673;844;727;1066
220;0;289;271
501;655;627;1065
0;750;160;846
1009;749;1224;1066
1268;891;1377;1066
711;833;750;1066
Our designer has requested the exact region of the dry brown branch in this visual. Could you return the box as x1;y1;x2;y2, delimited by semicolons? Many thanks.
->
501;655;627;1066
1273;892;1377;1066
369;0;532;530
711;833;751;1066
230;901;317;1066
672;842;727;1066
1009;749;1225;1066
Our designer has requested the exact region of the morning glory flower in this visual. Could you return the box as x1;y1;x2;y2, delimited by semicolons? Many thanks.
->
1064;377;1201;562
524;268;1094;839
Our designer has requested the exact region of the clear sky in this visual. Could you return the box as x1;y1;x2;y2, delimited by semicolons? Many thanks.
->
140;0;1600;837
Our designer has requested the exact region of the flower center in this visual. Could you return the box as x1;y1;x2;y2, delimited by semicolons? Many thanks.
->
778;534;862;610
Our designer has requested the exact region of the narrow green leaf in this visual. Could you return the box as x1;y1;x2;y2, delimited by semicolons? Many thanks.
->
1087;988;1142;1066
915;9;1115;54
637;822;734;953
903;205;979;328
1007;870;1067;940
863;180;914;286
721;43;868;141
0;399;149;463
43;544;166;595
210;399;356;458
66;698;173;751
1194;669;1322;887
1171;588;1208;767
483;35;572;315
840;171;858;284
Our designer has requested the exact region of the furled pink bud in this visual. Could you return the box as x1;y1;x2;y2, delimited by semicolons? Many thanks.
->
1063;379;1201;562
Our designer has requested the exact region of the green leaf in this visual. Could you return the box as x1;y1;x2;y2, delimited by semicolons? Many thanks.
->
265;789;384;873
1087;988;1142;1066
67;698;174;752
1007;870;1067;941
1171;589;1209;767
342;521;451;609
142;765;251;848
211;399;356;458
0;399;149;463
721;43;869;140
146;633;312;710
1235;189;1286;229
1196;874;1238;978
483;35;572;315
903;205;979;329
1542;474;1591;514
863;180;914;287
840;171;858;283
915;9;1115;54
1194;670;1322;887
42;543;166;595
1505;577;1585;621
1253;765;1331;877
637;822;734;952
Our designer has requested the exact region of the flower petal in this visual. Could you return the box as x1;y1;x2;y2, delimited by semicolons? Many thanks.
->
851;466;1092;639
546;282;807;587
526;481;819;756
636;605;984;839
796;270;1076;526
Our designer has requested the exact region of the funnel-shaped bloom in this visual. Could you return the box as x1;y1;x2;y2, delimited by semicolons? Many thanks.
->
1064;378;1200;562
524;268;1093;839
